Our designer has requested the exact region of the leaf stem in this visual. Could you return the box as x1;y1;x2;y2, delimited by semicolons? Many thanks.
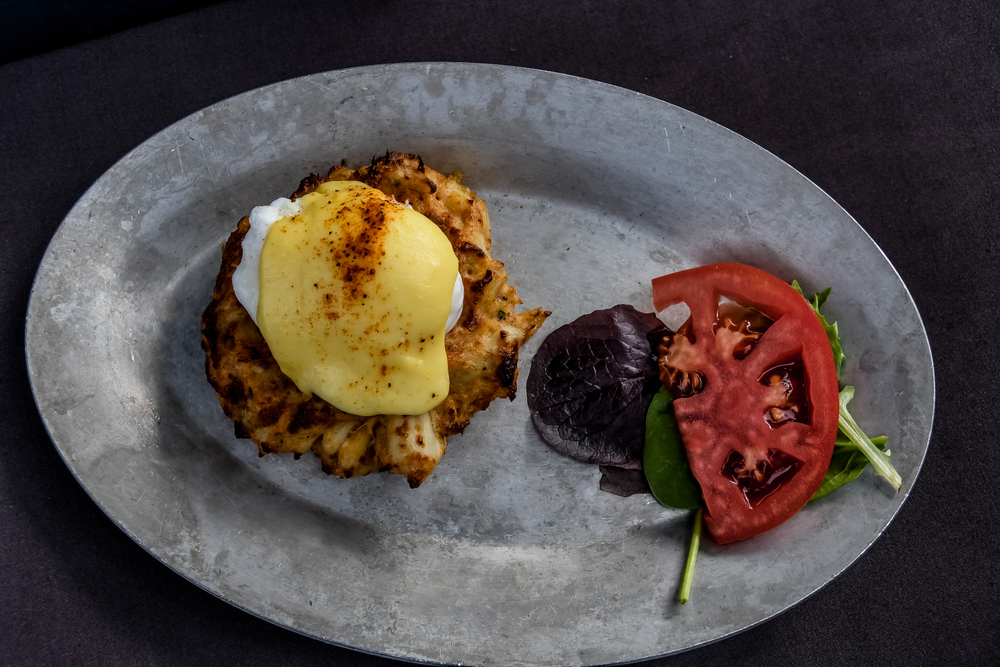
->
838;386;902;491
678;508;702;604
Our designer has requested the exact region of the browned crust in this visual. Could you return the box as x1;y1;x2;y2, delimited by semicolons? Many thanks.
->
200;151;549;486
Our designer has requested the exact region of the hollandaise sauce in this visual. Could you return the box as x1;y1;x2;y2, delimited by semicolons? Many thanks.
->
256;181;458;416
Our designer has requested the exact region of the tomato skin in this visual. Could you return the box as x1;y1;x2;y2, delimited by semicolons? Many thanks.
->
652;263;839;544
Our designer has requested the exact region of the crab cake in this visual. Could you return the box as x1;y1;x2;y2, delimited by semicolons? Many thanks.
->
201;151;549;487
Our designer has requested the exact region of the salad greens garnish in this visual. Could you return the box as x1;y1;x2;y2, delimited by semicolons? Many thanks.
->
529;277;906;606
649;283;904;604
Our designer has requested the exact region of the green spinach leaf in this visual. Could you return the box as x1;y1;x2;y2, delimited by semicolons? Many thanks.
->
643;387;702;510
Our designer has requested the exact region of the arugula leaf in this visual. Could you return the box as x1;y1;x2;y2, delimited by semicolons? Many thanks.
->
643;387;702;510
792;280;846;380
793;282;903;493
833;431;888;454
810;434;888;501
837;386;902;491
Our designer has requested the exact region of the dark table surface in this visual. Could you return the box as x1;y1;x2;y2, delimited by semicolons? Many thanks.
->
2;1;998;665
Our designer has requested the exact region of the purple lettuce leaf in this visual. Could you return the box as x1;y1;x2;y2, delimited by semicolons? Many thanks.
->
599;465;654;497
527;304;665;467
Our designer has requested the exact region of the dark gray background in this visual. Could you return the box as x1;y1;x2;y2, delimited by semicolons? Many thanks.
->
2;0;997;665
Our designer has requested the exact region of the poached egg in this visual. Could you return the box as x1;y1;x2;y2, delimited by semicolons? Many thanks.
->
231;180;464;416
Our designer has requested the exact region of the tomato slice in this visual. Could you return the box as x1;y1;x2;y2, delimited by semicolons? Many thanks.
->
651;263;839;544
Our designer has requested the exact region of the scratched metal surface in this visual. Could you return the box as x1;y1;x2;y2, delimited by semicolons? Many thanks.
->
25;63;933;666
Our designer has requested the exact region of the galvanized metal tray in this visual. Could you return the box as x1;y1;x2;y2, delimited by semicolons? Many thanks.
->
25;63;933;666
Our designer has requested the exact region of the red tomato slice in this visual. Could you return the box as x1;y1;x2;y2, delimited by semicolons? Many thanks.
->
651;263;839;544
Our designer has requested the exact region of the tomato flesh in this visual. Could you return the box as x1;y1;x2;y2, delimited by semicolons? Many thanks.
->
760;361;808;427
722;448;803;509
652;263;839;544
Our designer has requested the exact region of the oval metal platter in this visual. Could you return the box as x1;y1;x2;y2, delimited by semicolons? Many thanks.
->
26;63;933;666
